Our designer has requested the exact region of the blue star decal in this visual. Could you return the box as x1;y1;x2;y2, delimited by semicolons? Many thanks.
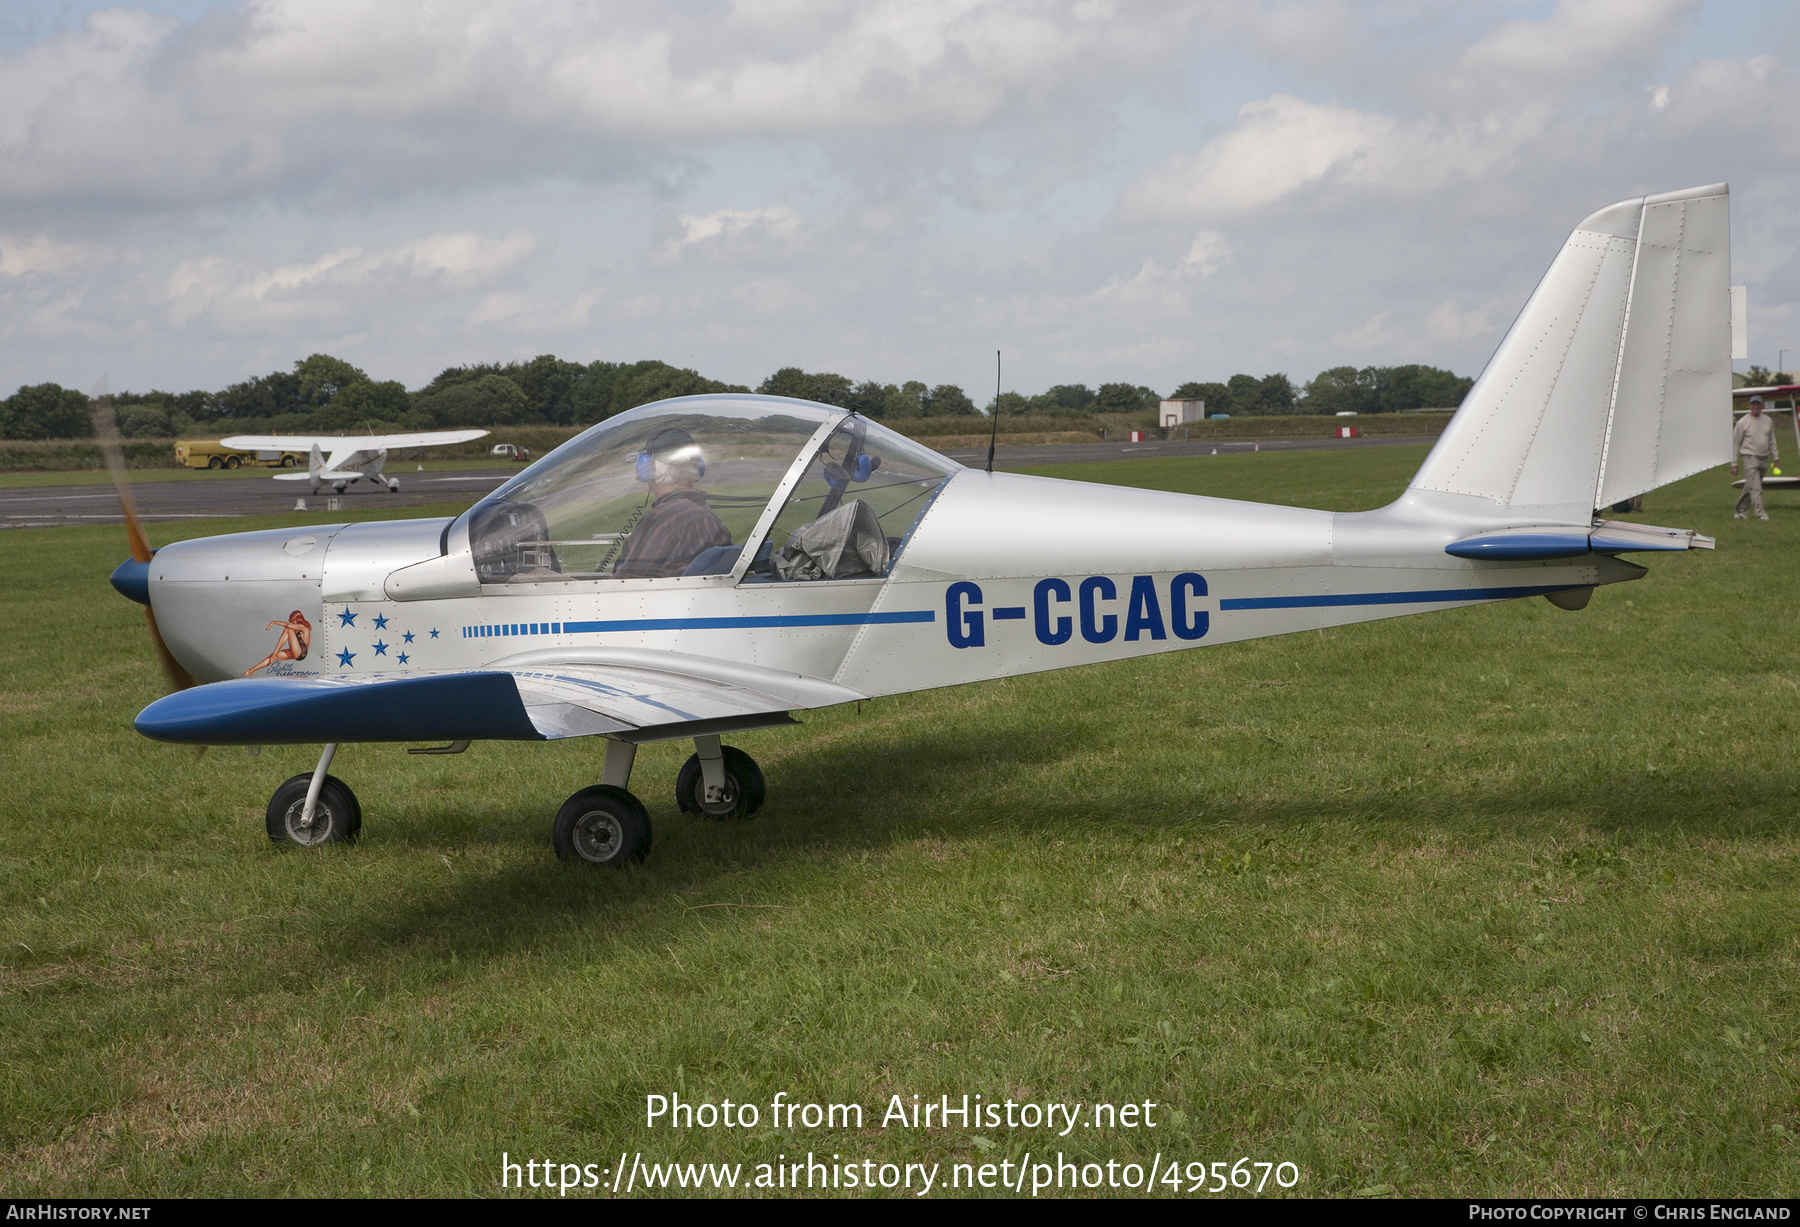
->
373;640;388;656
397;652;410;665
336;648;355;668
373;613;389;630
401;630;415;644
428;628;439;639
337;607;356;627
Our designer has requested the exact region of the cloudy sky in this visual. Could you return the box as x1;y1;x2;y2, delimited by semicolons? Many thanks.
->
1;0;1796;400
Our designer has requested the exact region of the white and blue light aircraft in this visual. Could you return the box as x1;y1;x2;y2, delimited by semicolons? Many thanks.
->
114;184;1733;867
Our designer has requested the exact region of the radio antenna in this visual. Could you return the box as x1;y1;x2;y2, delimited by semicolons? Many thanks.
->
985;349;1000;473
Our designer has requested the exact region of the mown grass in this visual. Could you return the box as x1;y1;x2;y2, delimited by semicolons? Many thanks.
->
1;447;1796;1198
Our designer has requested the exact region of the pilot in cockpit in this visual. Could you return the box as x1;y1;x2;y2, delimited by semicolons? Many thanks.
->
611;427;732;578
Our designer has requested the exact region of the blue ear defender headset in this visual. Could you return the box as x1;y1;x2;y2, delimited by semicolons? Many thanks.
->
636;427;706;482
822;453;875;491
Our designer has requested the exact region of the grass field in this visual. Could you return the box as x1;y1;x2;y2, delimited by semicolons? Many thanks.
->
2;445;1796;1198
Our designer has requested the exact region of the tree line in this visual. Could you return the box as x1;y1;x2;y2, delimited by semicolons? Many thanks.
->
0;353;1472;440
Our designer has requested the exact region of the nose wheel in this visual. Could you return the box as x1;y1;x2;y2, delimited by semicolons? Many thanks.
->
266;771;361;846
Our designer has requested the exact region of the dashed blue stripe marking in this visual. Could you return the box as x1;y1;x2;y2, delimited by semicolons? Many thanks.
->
561;610;935;634
1220;584;1575;611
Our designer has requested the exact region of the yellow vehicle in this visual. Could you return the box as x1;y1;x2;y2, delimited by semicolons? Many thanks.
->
176;440;303;470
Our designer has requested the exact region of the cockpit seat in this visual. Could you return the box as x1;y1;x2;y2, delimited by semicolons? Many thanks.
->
682;544;744;577
774;499;891;580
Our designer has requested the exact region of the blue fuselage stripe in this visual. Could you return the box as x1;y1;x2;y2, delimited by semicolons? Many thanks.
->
1220;584;1575;611
561;610;935;634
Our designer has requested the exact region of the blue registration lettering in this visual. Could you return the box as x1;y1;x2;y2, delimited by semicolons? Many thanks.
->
1033;578;1072;645
1124;575;1167;641
1079;576;1118;644
1171;572;1209;640
947;581;985;649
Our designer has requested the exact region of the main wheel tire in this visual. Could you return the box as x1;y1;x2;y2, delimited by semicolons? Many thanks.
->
675;746;765;820
266;772;362;847
553;786;651;867
207;456;223;469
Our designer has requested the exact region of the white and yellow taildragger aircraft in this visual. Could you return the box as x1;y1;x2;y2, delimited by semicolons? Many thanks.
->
218;429;491;494
110;184;1733;867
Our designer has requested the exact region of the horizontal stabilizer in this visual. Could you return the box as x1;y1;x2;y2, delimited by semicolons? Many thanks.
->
1446;520;1714;561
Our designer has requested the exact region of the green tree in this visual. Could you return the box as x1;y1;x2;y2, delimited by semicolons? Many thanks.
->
757;367;855;407
924;384;977;417
314;380;411;430
987;391;1033;415
1170;381;1230;414
846;380;896;418
1032;383;1096;411
114;403;172;438
883;382;928;418
1381;364;1471;412
1300;367;1371;415
412;374;532;427
1095;382;1159;413
209;368;303;420
1;383;93;439
294;354;369;406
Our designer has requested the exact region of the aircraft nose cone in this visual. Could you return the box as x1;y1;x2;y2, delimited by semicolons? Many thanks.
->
111;557;151;605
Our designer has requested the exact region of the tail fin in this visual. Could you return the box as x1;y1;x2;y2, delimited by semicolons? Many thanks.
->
1410;184;1733;522
309;443;323;481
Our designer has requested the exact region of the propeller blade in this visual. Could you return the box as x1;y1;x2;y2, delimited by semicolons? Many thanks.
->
91;392;196;692
145;606;198;691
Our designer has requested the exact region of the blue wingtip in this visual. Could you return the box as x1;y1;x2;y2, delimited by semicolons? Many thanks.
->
110;557;151;605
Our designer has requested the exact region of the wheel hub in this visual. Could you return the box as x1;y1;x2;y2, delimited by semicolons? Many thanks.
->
699;774;738;817
283;800;334;846
572;811;624;862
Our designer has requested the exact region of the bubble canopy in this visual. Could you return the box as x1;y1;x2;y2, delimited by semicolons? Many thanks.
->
453;395;959;585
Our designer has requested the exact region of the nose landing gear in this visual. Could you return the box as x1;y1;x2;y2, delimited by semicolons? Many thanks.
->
266;750;361;846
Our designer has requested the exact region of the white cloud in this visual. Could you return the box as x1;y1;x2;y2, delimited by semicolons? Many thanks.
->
655;206;805;265
167;229;536;328
0;233;109;277
1182;230;1231;275
1460;0;1699;86
2;1;1797;401
1124;93;1551;223
1330;311;1396;352
1426;299;1497;345
0;0;1201;207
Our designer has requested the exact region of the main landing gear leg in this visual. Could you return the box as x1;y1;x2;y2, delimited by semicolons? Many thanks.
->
601;737;637;790
265;742;362;846
552;737;651;868
676;737;765;821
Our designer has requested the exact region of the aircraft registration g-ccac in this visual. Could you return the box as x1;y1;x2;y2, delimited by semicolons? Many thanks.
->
111;184;1733;867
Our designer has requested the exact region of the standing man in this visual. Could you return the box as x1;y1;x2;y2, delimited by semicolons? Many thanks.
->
1732;395;1779;520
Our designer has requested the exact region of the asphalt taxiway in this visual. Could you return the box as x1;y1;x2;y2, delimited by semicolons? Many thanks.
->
5;434;1436;529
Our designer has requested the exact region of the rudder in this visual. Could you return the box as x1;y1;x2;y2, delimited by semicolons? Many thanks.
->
1410;184;1732;522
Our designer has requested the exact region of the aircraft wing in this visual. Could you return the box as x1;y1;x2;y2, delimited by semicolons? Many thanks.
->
218;430;491;451
131;648;865;745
